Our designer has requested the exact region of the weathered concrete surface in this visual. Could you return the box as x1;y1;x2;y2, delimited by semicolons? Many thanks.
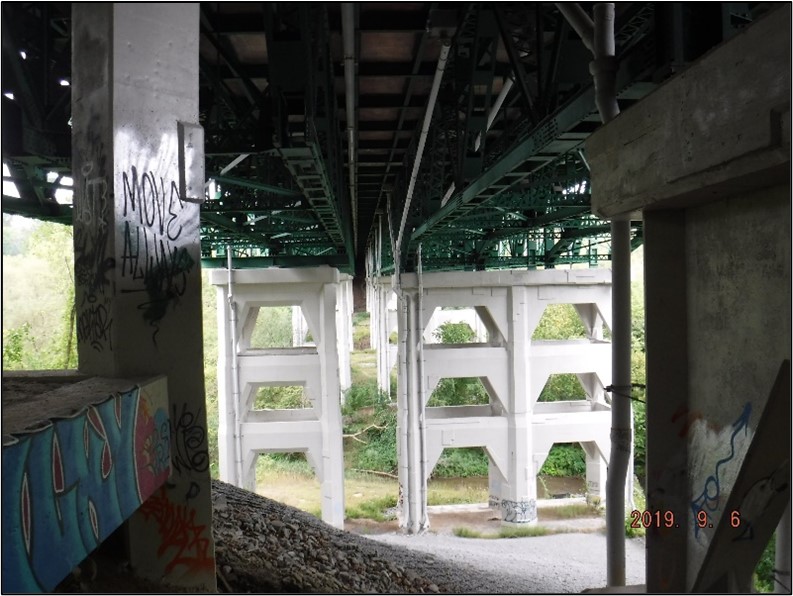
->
71;4;215;590
587;6;791;591
587;5;791;218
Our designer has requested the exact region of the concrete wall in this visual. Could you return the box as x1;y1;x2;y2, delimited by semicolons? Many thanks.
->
587;6;791;590
684;185;791;582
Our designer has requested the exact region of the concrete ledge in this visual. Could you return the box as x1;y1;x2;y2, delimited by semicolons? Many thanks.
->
2;376;171;592
587;5;791;218
400;268;612;289
208;265;340;286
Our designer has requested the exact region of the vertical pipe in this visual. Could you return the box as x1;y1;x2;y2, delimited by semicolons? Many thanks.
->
227;247;244;485
417;244;429;530
556;2;629;586
609;217;631;587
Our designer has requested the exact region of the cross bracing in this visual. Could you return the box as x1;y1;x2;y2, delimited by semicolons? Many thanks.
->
2;2;769;275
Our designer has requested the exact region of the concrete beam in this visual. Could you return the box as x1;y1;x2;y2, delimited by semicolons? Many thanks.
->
587;6;791;218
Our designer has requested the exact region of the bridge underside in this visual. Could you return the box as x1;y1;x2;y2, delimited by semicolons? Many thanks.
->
1;2;790;594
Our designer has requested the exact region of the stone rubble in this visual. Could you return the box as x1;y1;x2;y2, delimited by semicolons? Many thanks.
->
212;479;462;593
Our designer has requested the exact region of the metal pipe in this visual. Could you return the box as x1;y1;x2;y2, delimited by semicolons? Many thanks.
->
475;76;515;152
608;217;631;587
396;40;451;261
227;246;244;485
407;292;420;534
417;244;429;531
557;2;629;587
442;75;516;207
591;3;632;587
555;2;594;52
592;3;620;123
342;3;358;246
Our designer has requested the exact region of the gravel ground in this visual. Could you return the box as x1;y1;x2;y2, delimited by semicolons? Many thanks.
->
367;531;646;593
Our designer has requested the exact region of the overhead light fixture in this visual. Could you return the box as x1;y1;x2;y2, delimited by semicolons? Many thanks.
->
3;92;14;100
59;79;70;87
19;50;27;60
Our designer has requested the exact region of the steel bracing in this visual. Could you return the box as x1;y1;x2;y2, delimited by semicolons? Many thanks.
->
2;2;768;274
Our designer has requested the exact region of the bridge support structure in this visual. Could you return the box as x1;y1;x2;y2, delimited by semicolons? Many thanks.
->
394;268;615;531
210;266;346;528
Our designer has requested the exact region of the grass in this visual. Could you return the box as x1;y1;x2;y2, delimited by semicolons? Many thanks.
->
345;495;398;522
452;525;559;539
539;503;602;520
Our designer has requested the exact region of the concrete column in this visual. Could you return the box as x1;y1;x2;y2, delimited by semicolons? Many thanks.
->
502;285;538;525
376;282;392;396
319;281;345;526
396;287;427;532
644;210;690;593
582;441;608;506
71;4;215;590
337;276;352;393
292;305;308;346
215;284;237;484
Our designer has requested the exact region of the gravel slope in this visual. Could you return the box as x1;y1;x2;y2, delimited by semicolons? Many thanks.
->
212;480;646;594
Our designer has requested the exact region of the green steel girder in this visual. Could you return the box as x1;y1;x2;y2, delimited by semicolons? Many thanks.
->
202;254;349;269
404;32;657;262
262;3;354;273
211;175;303;198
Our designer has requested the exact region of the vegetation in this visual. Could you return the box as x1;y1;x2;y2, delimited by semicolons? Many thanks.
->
452;525;558;539
4;221;780;592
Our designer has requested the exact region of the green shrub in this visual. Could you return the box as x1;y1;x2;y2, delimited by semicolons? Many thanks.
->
433;447;488;478
538;374;586;402
353;325;371;350
429;377;489;407
254;385;308;409
433;321;476;344
249;306;293;348
2;323;31;369
754;534;776;592
539;444;586;477
532;304;587;340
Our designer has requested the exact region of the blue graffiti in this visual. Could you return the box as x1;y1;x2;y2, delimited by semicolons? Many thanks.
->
1;390;141;592
690;402;751;537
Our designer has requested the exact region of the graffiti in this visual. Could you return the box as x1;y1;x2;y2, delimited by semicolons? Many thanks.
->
501;498;537;524
690;402;751;537
671;405;705;438
120;167;195;344
135;399;171;499
137;486;215;577
185;481;201;502
121;166;185;242
75;303;114;352
732;462;789;542
170;403;209;475
488;494;501;509
1;387;170;592
74;160;115;353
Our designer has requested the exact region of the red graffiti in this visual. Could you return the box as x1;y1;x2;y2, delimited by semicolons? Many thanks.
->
670;405;704;437
138;488;214;576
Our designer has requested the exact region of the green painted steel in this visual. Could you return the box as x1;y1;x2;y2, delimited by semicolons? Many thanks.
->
4;3;761;275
